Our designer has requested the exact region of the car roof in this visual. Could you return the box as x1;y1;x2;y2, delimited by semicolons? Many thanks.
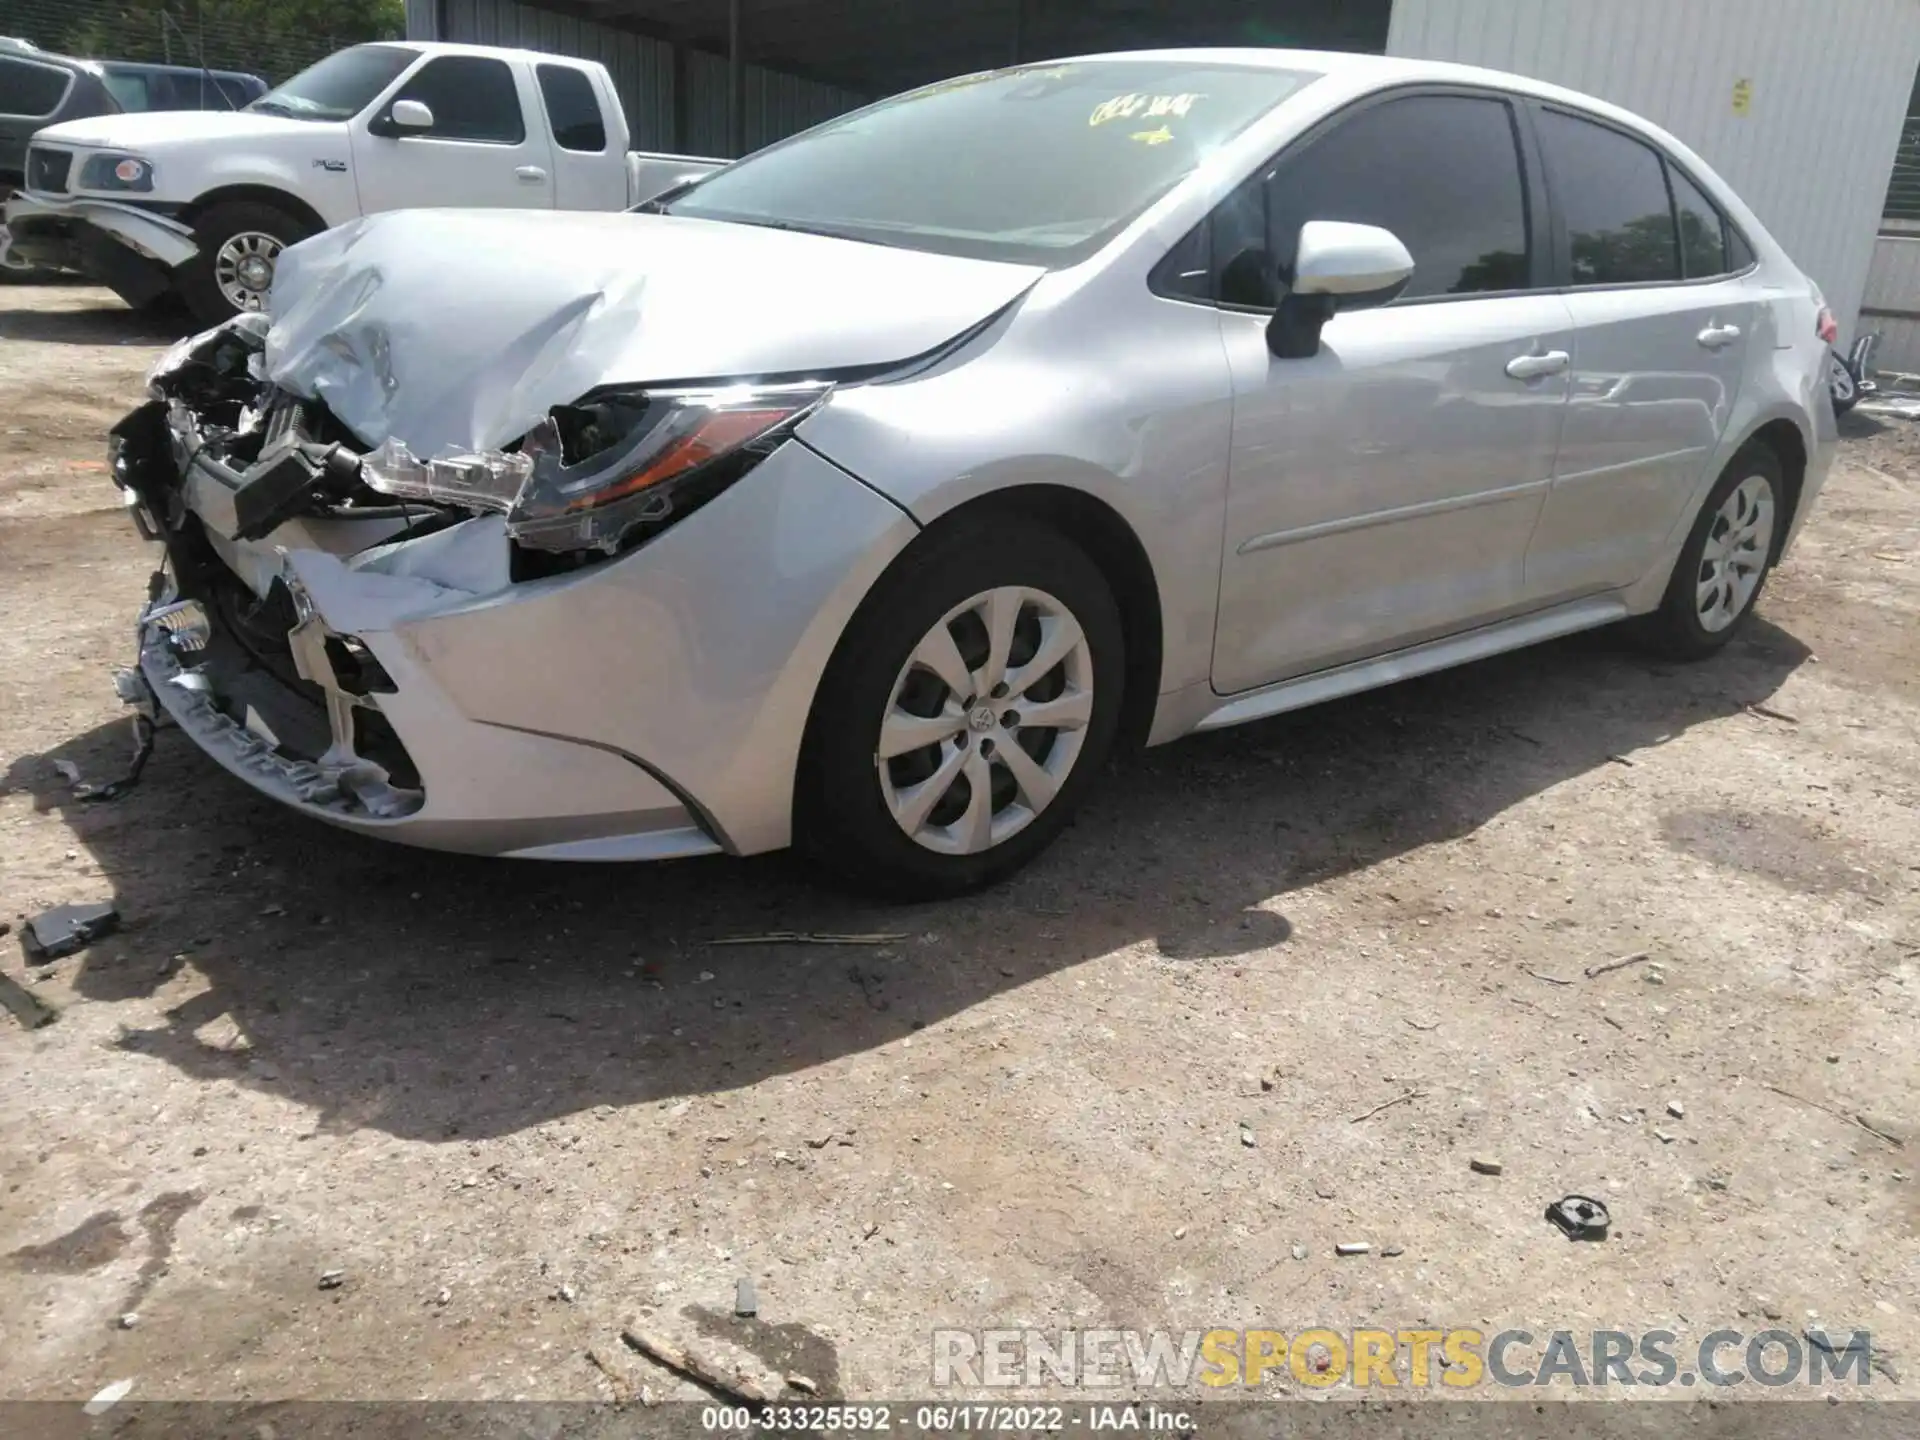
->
1053;48;1675;142
393;40;604;68
97;59;264;82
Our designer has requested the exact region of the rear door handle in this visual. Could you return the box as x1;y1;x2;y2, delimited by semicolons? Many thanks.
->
1697;322;1742;349
1505;350;1570;380
515;165;547;182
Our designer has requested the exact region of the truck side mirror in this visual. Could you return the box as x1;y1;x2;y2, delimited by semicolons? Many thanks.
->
374;99;435;136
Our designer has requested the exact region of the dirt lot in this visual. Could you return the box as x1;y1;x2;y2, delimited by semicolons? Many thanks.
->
1;284;1916;1409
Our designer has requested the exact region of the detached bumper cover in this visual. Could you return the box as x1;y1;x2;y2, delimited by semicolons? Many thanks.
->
113;392;918;860
4;193;194;301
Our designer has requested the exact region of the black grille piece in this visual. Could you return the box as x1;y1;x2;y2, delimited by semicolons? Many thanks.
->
26;146;71;194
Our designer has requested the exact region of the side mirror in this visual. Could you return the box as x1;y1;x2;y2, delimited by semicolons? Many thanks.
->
1266;221;1415;359
388;98;434;131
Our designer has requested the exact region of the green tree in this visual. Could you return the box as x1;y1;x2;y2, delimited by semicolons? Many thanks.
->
59;0;404;84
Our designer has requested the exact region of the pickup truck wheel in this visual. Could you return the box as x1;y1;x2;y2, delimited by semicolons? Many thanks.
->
179;201;312;325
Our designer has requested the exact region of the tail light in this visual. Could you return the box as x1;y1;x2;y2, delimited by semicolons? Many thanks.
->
1816;305;1838;346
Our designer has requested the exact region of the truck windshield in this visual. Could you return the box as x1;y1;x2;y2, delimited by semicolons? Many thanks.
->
664;59;1319;266
248;43;418;122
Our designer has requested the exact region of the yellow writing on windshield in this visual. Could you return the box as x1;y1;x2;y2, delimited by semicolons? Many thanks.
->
1131;125;1176;145
1090;92;1202;127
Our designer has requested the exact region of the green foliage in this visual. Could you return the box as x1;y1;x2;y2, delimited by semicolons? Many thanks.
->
54;0;404;83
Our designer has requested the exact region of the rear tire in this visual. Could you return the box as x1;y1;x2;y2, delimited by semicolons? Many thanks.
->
177;200;311;327
1829;350;1860;415
1637;442;1784;660
795;517;1125;900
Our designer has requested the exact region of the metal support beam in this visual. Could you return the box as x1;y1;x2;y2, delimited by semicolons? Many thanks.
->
672;41;689;151
728;0;744;157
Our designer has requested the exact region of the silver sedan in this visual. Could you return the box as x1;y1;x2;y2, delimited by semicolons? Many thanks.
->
111;48;1836;896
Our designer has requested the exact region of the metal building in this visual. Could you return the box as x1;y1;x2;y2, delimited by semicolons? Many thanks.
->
412;0;1920;341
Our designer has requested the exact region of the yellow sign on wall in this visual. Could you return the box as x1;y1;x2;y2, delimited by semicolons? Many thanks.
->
1732;78;1753;116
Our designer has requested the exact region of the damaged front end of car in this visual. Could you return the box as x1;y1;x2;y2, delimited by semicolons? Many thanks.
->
109;312;828;853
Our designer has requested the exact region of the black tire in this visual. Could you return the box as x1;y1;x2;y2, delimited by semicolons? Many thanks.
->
796;516;1126;900
1638;442;1784;660
1829;351;1860;416
177;200;312;327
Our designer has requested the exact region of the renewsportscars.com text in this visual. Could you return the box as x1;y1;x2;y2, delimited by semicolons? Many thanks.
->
931;1327;1878;1389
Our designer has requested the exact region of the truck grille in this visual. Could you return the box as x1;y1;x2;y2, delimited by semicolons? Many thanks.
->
26;146;71;194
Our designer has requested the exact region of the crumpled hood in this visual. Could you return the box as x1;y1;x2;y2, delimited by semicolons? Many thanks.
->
34;109;326;150
264;207;1045;455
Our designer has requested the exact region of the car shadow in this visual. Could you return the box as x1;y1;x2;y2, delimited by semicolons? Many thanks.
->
3;618;1810;1142
0;297;187;345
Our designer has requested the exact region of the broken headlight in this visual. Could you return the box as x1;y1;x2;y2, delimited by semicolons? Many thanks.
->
359;382;829;555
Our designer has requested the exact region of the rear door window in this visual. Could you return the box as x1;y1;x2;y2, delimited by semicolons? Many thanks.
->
536;64;605;152
1;56;76;118
1536;108;1680;286
391;55;526;143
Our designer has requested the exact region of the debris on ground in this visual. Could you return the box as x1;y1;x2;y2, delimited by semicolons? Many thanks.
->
1239;1124;1256;1147
83;1380;134;1416
1350;1087;1423;1122
622;1322;775;1404
1334;1242;1371;1257
1585;951;1653;979
1761;1083;1904;1148
786;1374;818;1394
21;902;120;962
1380;1244;1405;1257
0;969;59;1028
1654;1129;1676;1144
1545;1195;1610;1241
707;932;909;947
117;1312;138;1330
1526;969;1575;986
318;1269;345;1290
1747;703;1800;725
1291;1244;1308;1261
1667;1100;1686;1119
734;1277;758;1317
1469;1157;1504;1176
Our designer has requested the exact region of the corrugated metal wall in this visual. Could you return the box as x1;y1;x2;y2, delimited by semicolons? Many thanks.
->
1863;228;1920;371
406;0;864;154
1386;0;1920;343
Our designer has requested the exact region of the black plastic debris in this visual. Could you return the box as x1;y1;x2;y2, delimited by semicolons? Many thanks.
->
1545;1194;1610;1241
22;903;121;963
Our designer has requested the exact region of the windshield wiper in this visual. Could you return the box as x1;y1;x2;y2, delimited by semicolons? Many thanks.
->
248;98;324;120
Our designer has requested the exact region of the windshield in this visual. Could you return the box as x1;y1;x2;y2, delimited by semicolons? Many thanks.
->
665;59;1319;266
247;43;417;122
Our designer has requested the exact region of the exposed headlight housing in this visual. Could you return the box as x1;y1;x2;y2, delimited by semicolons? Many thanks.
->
80;152;155;192
360;382;830;555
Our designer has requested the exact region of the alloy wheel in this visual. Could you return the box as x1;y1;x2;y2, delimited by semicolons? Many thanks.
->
1695;474;1774;632
877;586;1095;855
213;231;284;312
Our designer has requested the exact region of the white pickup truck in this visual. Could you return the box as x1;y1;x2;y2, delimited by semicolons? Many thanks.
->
2;41;723;323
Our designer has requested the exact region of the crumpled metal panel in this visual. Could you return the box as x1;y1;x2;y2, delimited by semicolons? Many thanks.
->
261;207;1042;455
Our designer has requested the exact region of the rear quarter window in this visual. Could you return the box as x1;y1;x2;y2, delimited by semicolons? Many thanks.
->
0;56;75;119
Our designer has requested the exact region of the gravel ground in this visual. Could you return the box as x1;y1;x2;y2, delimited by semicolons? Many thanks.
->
1;286;1916;1408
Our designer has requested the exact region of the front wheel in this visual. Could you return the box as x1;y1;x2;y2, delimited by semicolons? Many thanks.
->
796;518;1126;899
1638;443;1783;660
177;200;311;326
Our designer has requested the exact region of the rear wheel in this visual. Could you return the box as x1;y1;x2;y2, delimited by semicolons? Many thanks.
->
178;201;311;326
1829;350;1860;415
1638;443;1783;659
796;518;1125;899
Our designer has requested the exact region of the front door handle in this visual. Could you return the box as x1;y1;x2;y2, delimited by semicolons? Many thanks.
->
1505;349;1570;380
515;165;548;182
1697;322;1742;350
